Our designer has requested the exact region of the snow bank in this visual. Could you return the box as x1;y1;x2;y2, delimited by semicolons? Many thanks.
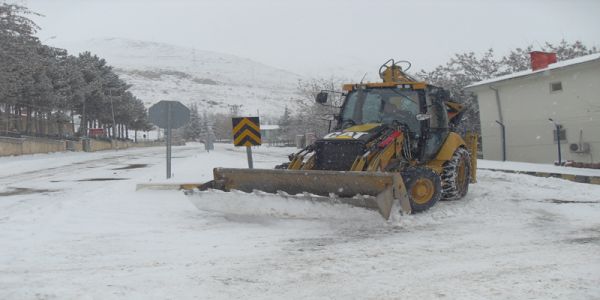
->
189;189;384;224
479;159;600;177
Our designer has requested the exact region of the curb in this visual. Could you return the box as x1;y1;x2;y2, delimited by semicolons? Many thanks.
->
478;168;600;185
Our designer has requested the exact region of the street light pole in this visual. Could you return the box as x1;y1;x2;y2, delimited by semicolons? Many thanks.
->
548;118;562;165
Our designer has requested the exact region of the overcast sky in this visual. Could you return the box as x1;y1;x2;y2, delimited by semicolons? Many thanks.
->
23;0;600;78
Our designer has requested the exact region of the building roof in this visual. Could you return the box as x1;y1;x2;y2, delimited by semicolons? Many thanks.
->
465;53;600;89
260;124;280;130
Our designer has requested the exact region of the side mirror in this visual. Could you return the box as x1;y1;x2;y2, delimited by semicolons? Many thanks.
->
416;114;431;121
316;91;328;104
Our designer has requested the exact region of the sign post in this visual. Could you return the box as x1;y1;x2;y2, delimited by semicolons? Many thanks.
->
149;100;190;179
246;146;254;169
166;102;172;178
231;117;261;169
203;119;215;152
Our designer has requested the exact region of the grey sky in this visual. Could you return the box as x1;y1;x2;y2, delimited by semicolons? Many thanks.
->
23;0;600;78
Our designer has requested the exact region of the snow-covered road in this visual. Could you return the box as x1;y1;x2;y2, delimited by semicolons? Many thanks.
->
1;144;599;299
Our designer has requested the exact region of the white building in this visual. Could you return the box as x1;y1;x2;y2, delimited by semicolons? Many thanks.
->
260;124;281;144
465;53;600;164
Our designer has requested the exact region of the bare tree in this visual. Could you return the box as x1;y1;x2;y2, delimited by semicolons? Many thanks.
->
417;40;598;134
287;77;347;139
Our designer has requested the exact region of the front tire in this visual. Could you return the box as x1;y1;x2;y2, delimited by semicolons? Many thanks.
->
401;167;442;212
441;147;471;200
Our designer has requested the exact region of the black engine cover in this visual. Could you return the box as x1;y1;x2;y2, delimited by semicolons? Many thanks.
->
313;140;366;171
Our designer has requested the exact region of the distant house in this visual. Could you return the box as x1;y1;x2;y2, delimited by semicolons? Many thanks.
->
465;52;600;164
260;124;281;145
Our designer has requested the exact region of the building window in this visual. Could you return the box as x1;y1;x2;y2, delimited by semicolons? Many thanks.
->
550;82;562;92
553;125;567;142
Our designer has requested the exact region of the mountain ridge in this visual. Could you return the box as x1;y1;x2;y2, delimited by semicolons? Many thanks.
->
60;37;303;116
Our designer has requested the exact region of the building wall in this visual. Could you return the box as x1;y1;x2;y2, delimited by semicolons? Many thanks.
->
260;129;280;141
0;137;66;156
0;137;24;156
471;60;600;164
88;139;113;152
1;137;164;156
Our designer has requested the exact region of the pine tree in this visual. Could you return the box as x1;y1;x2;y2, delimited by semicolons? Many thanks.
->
1;3;155;139
278;106;291;139
183;103;202;141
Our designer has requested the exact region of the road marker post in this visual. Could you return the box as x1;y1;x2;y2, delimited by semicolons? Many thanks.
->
231;117;261;169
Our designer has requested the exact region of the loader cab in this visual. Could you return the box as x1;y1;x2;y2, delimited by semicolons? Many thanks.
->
424;87;451;160
337;87;421;134
333;85;450;161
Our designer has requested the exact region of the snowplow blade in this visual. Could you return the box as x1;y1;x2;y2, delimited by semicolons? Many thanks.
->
201;168;411;219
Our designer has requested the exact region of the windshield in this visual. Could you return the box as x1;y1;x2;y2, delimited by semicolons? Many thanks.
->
340;89;421;131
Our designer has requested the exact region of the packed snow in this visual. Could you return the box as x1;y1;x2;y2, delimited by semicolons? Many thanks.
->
1;143;599;299
479;159;600;177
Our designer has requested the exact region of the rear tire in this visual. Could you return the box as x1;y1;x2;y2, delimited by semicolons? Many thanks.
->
401;167;442;212
441;147;471;200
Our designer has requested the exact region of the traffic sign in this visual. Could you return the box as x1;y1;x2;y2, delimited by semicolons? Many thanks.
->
148;101;190;129
232;117;261;146
148;100;190;179
232;117;261;169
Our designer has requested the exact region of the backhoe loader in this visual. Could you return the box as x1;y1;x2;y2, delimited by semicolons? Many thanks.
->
144;59;478;219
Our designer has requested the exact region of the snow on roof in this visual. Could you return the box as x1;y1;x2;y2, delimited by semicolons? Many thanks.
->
260;124;280;130
465;53;600;89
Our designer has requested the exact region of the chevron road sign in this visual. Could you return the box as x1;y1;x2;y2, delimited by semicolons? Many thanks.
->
232;117;261;146
232;117;261;169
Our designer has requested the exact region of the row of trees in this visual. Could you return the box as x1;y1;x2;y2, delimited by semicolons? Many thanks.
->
278;40;597;138
0;3;152;139
182;104;242;142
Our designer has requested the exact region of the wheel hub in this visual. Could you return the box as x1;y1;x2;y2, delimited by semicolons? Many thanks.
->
411;178;434;205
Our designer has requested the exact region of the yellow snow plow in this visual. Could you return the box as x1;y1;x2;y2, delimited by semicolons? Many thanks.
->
201;168;411;219
139;59;478;219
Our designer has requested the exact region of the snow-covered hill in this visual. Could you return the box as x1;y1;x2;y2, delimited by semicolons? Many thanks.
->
63;38;303;116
